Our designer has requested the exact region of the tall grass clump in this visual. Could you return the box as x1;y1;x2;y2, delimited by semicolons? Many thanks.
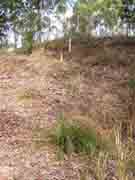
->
50;116;98;156
112;125;135;180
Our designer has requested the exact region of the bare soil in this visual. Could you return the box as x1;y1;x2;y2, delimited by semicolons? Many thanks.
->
0;43;134;179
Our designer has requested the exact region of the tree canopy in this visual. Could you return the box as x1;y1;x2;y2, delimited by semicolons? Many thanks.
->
0;0;135;52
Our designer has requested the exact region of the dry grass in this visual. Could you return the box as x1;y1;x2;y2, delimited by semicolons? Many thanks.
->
17;88;43;101
0;39;135;179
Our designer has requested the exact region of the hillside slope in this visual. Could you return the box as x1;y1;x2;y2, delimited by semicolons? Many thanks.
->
0;40;135;179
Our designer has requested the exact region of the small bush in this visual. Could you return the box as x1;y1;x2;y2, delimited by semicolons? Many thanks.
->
128;79;135;89
44;39;67;50
50;116;98;155
15;48;26;54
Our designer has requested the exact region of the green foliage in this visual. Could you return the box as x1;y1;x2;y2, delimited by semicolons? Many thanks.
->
128;79;135;89
1;0;135;45
56;0;67;14
50;116;98;155
22;31;33;54
0;0;62;48
75;0;123;31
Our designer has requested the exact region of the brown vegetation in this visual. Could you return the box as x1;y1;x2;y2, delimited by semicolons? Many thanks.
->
0;38;135;179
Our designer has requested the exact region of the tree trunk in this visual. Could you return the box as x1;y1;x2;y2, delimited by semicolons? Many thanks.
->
37;8;42;47
126;23;129;37
76;15;80;32
60;50;64;62
13;25;17;49
68;37;72;53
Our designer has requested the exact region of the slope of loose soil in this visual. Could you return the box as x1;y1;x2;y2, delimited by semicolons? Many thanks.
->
0;42;134;179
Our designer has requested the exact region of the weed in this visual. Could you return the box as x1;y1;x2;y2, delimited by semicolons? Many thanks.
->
128;79;135;89
17;90;33;101
95;151;108;180
113;126;135;180
50;116;98;156
32;127;51;149
78;151;109;180
17;89;42;101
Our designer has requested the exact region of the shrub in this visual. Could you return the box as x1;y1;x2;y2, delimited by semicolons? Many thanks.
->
50;116;98;156
128;79;135;89
44;39;67;50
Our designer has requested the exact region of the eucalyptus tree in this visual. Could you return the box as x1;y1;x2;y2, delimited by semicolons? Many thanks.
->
0;0;64;50
0;0;10;39
32;0;50;44
0;0;24;47
9;0;24;48
55;0;75;52
74;0;123;36
22;0;65;53
13;0;62;53
0;10;8;38
120;0;135;36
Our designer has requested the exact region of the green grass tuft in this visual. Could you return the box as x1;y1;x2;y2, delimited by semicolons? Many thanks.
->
128;79;135;89
50;116;98;156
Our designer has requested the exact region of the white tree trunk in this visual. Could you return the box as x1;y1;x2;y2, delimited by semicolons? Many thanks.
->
76;15;80;32
60;50;63;62
68;37;72;53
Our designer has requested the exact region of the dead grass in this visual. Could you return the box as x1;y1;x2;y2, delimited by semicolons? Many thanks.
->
17;88;43;101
